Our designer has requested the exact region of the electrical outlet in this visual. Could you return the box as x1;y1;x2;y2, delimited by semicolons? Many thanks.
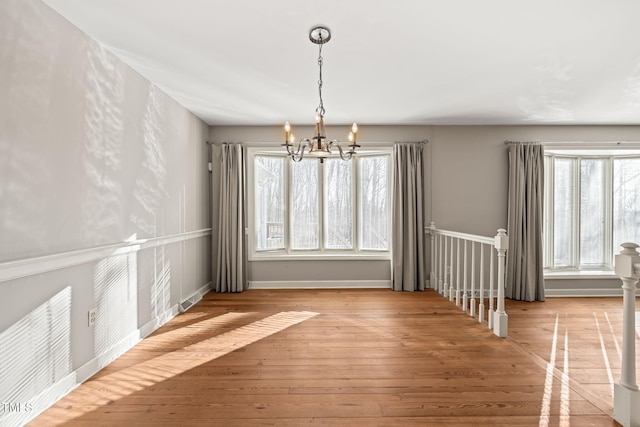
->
88;308;97;326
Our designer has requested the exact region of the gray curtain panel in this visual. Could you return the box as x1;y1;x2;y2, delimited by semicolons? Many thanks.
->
392;143;426;292
215;143;247;293
506;143;545;301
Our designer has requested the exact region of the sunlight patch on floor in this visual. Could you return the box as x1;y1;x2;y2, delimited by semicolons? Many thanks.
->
560;330;570;427
604;312;622;359
593;312;615;397
142;311;256;347
539;314;573;427
539;314;559;427
35;310;319;426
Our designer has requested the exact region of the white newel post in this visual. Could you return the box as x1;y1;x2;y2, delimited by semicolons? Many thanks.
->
488;249;495;330
493;229;508;338
613;242;640;427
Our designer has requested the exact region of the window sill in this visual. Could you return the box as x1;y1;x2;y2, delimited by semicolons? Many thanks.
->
249;253;391;262
544;270;617;280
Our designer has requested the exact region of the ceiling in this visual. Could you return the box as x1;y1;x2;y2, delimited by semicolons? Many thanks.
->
41;0;640;127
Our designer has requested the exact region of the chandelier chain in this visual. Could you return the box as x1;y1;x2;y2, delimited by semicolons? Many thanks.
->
282;25;358;163
316;42;325;116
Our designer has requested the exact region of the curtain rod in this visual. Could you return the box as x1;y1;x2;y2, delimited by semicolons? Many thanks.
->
394;140;429;144
505;140;640;146
542;140;640;146
504;140;540;145
208;140;428;145
206;141;243;146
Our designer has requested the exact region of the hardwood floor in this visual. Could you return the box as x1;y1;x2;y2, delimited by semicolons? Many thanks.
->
29;289;634;426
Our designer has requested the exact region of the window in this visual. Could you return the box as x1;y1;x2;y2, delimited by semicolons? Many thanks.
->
544;150;640;272
250;148;391;257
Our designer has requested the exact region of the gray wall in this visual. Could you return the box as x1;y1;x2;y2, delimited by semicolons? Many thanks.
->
210;125;433;285
0;1;210;425
2;1;639;423
211;125;640;293
431;125;640;296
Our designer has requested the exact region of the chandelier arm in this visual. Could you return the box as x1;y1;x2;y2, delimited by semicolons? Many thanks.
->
283;26;359;162
282;138;307;158
288;138;313;162
281;142;297;158
329;140;356;161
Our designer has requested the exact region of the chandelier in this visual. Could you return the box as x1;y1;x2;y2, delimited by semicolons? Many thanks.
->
283;26;359;163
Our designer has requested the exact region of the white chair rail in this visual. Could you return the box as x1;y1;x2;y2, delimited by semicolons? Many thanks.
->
428;222;509;338
613;242;640;427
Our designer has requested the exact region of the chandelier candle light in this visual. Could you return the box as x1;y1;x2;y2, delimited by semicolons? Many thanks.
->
283;26;359;162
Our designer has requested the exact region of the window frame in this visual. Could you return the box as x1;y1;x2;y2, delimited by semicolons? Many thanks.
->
247;146;392;261
544;148;640;273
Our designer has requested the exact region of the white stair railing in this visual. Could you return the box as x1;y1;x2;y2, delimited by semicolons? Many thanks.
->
613;242;640;427
428;222;509;338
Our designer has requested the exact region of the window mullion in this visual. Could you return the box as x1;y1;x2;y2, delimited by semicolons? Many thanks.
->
573;157;581;269
605;157;613;268
319;160;325;253
286;159;292;253
353;158;359;252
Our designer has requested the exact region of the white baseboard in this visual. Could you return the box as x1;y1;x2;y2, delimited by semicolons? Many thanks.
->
178;281;211;313
544;288;623;297
17;283;213;427
15;331;142;427
249;280;392;289
197;281;213;296
140;282;212;338
83;281;213;380
0;371;76;427
139;307;176;339
75;330;142;384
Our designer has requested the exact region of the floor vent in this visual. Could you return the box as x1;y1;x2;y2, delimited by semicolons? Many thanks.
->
179;293;202;313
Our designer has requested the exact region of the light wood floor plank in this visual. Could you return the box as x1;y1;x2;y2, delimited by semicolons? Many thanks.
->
29;289;630;426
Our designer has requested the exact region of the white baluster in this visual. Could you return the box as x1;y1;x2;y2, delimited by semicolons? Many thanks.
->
436;235;446;294
493;229;508;338
613;242;640;427
443;236;449;298
449;237;455;301
470;241;476;318
434;232;440;292
488;247;495;330
456;238;461;306
478;244;485;323
462;240;468;312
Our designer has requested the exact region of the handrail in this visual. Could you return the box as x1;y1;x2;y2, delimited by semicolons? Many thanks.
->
612;242;640;427
429;228;494;246
428;222;509;338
